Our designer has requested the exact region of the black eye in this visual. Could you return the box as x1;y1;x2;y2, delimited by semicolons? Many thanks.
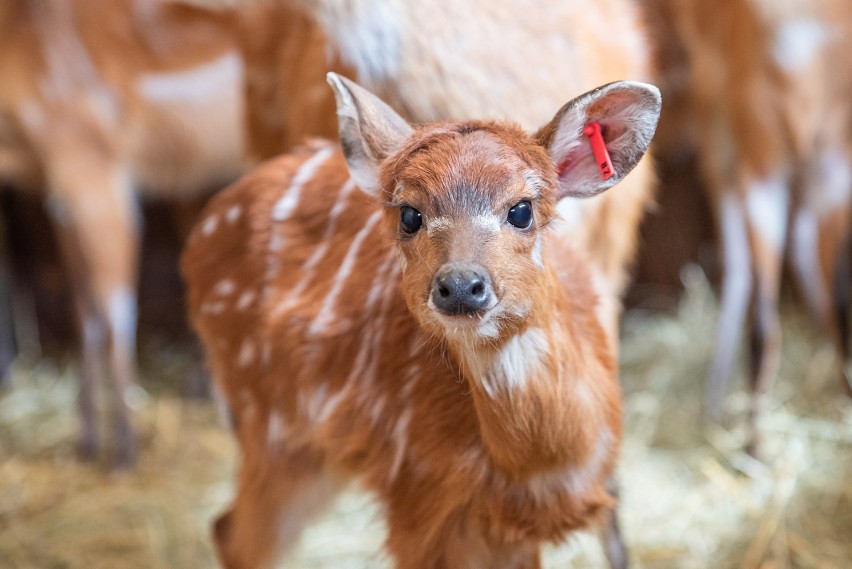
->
400;205;422;234
507;201;532;228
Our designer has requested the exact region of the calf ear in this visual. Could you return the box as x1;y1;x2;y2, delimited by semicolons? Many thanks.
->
535;81;661;199
327;73;413;195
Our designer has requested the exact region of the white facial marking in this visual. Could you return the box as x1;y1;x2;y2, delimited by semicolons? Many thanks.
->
237;339;256;368
426;216;451;236
138;52;243;103
214;279;236;297
471;213;501;234
773;20;830;73
745;176;788;251
309;210;382;335
531;233;544;268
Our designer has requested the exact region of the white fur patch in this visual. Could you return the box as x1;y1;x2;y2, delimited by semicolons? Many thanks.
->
138;52;243;103
225;205;242;223
313;0;401;85
309;210;382;335
745;176;788;251
272;179;358;316
237;339;256;368
201;214;219;236
471;213;502;234
214;279;236;297
531;234;544;268
236;290;256;311
527;428;613;499
272;146;335;221
773;20;830;73
426;215;451;236
108;286;137;350
389;408;412;481
200;301;226;316
267;411;286;448
479;327;550;396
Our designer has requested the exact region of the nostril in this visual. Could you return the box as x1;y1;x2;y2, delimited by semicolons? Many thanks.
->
438;284;450;298
470;281;484;298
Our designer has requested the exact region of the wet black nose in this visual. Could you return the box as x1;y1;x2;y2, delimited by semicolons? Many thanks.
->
431;264;493;315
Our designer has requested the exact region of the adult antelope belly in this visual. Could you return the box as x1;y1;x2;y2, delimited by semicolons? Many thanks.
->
129;51;247;196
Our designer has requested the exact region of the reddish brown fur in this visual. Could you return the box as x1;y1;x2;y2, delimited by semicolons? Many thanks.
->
0;0;337;466
184;119;625;567
281;0;656;339
657;0;852;448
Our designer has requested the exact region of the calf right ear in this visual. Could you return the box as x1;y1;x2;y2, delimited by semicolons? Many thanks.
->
535;81;661;199
327;73;413;195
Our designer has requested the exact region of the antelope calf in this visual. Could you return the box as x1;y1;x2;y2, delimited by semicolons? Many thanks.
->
183;74;660;569
659;0;852;453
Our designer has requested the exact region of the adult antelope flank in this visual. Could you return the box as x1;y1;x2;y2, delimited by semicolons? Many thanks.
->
657;0;852;454
0;0;336;468
183;74;661;568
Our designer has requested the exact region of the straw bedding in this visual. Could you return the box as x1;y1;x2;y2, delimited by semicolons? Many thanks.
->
0;269;849;568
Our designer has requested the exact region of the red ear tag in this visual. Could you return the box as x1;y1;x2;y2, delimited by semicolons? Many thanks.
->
582;122;616;181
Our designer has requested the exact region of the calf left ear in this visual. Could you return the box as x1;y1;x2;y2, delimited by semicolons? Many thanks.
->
535;81;661;199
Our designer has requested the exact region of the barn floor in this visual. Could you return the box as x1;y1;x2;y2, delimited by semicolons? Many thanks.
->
1;269;850;569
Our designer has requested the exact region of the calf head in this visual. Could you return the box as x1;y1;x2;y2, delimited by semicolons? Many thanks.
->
327;73;661;343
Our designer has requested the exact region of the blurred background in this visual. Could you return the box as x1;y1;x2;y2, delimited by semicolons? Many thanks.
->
0;0;849;567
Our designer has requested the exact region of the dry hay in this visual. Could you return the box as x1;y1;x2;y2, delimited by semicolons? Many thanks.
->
0;268;850;568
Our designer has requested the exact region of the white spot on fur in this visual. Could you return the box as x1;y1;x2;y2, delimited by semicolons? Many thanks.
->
214;279;236;297
745;176;788;251
201;215;218;236
272;180;358;316
389;408;412;481
312;1;401;85
138;52;243;103
267;412;285;448
236;290;256;311
527;429;613;499
773;20;830;73
479;327;550;396
225;205;242;223
426;216;451;236
237;339;256;368
272;146;335;221
201;301;226;316
472;213;501;234
309;210;382;335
